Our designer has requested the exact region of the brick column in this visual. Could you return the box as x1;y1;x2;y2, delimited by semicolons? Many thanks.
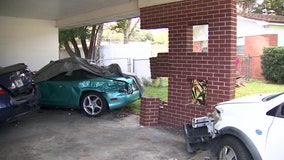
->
140;97;160;126
140;0;236;127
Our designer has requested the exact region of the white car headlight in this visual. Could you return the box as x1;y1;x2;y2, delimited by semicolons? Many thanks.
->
212;108;223;122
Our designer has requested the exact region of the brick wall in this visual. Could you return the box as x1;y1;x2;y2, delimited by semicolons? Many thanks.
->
140;97;160;126
149;53;169;79
140;0;236;127
243;34;278;80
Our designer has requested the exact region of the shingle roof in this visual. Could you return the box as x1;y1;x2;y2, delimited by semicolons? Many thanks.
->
238;13;284;23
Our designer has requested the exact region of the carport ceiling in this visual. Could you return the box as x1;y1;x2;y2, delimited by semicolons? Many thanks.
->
0;0;139;28
0;0;183;28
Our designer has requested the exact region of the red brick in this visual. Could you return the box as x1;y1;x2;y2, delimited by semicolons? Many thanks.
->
141;0;236;128
237;34;278;80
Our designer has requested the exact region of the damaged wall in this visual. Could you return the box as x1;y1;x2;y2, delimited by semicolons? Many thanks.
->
140;0;237;127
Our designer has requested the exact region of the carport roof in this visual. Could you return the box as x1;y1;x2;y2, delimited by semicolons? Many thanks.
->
0;0;182;29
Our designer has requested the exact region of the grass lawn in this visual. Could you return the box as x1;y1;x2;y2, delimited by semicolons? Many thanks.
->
124;78;284;114
236;79;284;98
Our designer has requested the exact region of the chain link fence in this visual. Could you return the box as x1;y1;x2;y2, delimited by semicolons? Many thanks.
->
236;55;263;81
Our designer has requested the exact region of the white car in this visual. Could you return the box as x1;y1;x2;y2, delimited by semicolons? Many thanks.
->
184;92;284;160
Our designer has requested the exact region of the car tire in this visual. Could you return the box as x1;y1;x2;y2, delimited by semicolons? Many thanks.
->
218;136;253;160
80;92;107;117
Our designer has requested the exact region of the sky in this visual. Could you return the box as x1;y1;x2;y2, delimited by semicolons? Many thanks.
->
257;0;264;4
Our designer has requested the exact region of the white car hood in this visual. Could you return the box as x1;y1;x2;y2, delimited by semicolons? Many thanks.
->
218;93;278;105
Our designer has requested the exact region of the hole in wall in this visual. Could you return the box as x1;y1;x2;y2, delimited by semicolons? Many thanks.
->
191;79;208;105
193;24;208;53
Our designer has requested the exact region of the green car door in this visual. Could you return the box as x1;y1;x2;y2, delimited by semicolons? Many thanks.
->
38;80;82;107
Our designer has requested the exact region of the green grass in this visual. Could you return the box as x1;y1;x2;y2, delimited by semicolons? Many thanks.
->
123;86;168;114
123;78;168;114
236;79;284;98
143;86;168;101
124;78;284;114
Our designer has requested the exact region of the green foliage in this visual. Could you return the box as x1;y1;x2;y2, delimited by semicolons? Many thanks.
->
124;78;168;114
237;0;257;13
103;20;153;43
254;0;284;15
102;28;124;42
59;24;104;59
141;77;152;86
152;29;168;45
141;77;168;87
237;0;284;15
131;30;153;42
110;19;129;33
108;18;154;44
261;47;284;84
59;27;89;48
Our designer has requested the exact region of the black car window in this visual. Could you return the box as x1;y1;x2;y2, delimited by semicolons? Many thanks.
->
69;70;98;80
50;70;98;81
50;72;68;81
281;104;284;116
267;102;284;118
262;92;284;102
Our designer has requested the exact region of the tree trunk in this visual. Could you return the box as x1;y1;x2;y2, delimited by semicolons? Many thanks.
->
93;24;104;62
70;38;81;57
128;18;140;41
59;24;104;59
123;18;139;44
63;41;76;57
81;38;88;58
87;25;97;59
88;24;104;60
123;19;131;44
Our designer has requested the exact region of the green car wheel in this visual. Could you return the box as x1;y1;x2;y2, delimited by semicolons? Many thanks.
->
80;92;107;117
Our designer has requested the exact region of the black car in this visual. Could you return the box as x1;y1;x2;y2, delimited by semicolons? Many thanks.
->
0;63;38;124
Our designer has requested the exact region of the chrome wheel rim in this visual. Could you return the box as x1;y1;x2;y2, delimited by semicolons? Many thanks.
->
82;94;103;116
219;145;237;160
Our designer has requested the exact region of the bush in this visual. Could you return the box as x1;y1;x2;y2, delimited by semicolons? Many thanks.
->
141;77;152;86
261;47;284;84
141;77;168;87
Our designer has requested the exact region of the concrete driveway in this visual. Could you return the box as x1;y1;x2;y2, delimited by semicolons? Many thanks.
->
0;108;216;160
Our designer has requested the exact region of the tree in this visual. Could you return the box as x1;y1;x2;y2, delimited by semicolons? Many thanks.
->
59;24;103;59
254;0;284;15
110;18;140;44
132;29;153;42
237;0;257;13
261;47;284;83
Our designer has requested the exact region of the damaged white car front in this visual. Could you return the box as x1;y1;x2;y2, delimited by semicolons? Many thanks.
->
184;92;284;160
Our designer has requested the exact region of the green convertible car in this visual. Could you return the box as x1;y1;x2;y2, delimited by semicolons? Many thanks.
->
33;57;144;117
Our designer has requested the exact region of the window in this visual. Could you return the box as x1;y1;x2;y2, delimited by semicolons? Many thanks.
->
193;24;208;53
237;37;245;55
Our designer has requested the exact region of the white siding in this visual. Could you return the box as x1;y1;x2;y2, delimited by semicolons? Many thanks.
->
100;43;152;79
0;16;58;71
237;17;267;38
266;25;284;46
237;16;284;46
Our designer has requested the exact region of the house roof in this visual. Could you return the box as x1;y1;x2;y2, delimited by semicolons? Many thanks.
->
238;13;284;24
